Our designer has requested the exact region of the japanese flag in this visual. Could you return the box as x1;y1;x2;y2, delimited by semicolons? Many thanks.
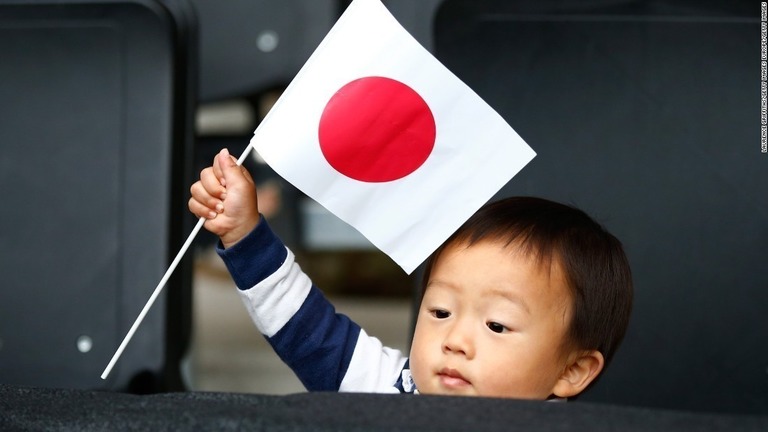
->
251;0;536;274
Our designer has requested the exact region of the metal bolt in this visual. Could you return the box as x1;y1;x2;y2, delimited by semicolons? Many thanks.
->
256;30;279;53
77;335;93;353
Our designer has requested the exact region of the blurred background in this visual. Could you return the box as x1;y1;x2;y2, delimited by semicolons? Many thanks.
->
1;0;765;416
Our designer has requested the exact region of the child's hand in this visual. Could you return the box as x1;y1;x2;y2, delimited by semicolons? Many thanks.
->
189;148;260;249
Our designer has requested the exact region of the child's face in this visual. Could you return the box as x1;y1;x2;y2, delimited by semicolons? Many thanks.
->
409;240;575;399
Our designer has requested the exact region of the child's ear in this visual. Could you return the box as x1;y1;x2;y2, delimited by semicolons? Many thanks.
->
552;350;605;398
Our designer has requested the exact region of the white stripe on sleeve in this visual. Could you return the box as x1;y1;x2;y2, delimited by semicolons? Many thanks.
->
339;328;408;393
237;248;312;338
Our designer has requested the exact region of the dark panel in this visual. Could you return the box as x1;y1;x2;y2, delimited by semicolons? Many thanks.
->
191;0;338;101
0;0;195;391
436;0;765;414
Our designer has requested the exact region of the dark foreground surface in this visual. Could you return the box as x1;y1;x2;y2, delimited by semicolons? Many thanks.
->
1;384;767;431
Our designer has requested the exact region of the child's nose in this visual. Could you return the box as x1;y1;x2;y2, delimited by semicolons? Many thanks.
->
441;321;475;359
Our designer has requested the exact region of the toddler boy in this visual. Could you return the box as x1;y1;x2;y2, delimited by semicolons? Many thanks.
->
189;149;633;399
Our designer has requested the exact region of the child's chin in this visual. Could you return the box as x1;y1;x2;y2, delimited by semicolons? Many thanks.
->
424;384;477;397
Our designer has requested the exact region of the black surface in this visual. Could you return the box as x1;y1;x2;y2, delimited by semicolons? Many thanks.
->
0;0;196;391
1;384;766;432
190;0;338;101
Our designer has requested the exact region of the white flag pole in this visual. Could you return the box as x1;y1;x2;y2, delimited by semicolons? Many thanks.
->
101;142;256;380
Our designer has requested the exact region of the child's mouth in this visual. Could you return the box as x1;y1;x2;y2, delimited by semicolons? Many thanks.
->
438;368;471;388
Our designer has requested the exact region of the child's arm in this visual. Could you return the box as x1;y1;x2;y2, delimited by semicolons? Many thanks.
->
190;149;410;393
219;218;409;393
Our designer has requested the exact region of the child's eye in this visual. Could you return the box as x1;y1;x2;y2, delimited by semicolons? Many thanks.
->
430;309;451;319
487;322;507;333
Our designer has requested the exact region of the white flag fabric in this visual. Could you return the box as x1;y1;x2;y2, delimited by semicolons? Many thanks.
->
251;0;536;274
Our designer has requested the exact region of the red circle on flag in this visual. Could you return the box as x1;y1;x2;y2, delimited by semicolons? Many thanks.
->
318;76;436;183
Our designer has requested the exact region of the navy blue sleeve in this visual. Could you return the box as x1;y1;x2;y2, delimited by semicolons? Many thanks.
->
267;286;361;391
216;216;287;290
215;216;363;391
